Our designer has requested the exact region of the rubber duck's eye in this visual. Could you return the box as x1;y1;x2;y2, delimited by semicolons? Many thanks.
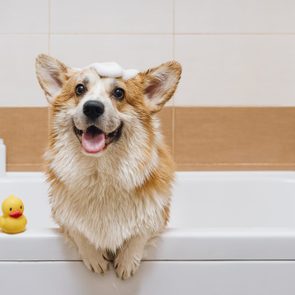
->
75;84;86;96
20;206;22;209
9;208;12;211
113;87;125;101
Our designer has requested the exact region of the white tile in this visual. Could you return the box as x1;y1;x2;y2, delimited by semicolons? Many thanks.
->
50;34;173;72
175;0;295;33
175;35;295;106
51;0;173;33
0;0;48;33
0;35;48;106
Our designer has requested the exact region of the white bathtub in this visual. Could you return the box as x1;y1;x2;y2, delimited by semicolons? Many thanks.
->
1;172;295;295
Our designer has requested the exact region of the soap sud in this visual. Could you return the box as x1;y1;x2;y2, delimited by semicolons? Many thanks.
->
79;62;139;81
90;62;123;78
122;69;139;80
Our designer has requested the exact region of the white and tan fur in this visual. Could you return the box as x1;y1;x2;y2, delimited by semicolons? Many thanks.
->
35;54;181;279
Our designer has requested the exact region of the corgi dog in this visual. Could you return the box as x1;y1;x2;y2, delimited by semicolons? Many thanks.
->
35;54;181;279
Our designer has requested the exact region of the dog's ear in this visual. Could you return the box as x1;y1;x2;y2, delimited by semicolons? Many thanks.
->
143;61;181;113
35;54;71;104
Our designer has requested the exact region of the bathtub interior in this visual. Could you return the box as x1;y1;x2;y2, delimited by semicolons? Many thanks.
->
0;172;295;232
170;172;295;229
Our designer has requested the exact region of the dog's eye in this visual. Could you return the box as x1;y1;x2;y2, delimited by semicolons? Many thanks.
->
113;87;125;101
75;84;86;96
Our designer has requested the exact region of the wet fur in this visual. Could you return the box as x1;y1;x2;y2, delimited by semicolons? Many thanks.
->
36;55;181;279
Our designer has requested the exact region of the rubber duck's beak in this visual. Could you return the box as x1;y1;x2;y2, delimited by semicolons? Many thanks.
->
9;210;22;218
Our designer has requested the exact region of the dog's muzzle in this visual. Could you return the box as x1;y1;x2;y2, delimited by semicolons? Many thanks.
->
73;122;123;154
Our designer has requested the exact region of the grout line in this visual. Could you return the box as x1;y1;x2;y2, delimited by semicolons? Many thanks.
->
178;162;295;166
7;164;43;167
171;107;175;158
47;32;174;36
2;32;295;36
48;0;51;54
7;162;295;167
172;0;175;56
171;0;176;158
1;105;295;109
47;0;51;141
3;259;295;262
175;32;295;36
34;32;173;36
0;107;45;111
1;105;295;108
177;163;295;167
0;33;48;35
0;33;171;36
145;258;295;263
171;105;295;108
172;0;175;58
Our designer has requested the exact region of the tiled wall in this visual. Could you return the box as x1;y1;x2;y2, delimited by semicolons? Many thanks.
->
1;0;295;107
1;107;295;171
0;1;295;171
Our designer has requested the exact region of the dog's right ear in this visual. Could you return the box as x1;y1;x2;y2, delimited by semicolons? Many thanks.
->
35;54;71;104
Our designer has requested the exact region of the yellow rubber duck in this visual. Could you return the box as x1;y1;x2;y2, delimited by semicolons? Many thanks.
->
0;195;27;234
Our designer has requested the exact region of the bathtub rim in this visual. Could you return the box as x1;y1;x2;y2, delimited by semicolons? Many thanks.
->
0;171;295;261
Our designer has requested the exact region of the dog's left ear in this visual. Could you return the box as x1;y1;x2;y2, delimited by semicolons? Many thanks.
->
143;61;182;113
35;54;72;104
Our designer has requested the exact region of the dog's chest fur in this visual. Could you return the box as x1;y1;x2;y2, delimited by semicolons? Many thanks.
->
46;116;172;251
48;155;168;251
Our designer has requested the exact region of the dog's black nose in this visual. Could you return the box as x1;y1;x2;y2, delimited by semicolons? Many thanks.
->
83;100;105;120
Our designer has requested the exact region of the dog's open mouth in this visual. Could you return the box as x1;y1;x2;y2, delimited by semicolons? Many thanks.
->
73;122;123;154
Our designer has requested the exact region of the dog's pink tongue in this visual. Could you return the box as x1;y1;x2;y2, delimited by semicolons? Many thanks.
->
82;132;106;153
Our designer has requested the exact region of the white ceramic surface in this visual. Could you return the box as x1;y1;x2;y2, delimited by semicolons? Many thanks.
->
0;172;295;294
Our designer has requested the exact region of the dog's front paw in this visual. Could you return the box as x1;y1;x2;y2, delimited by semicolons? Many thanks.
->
114;236;147;280
80;247;110;274
114;251;141;280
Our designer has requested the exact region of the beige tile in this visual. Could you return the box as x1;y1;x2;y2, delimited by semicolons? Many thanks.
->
0;108;48;170
0;107;173;172
158;107;173;151
0;35;48;106
50;34;173;71
51;0;173;33
0;0;48;33
174;107;295;169
175;0;295;33
2;107;295;172
176;163;295;171
175;35;295;106
7;164;44;172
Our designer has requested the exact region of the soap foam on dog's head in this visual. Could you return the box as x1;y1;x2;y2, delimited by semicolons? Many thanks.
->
85;62;139;81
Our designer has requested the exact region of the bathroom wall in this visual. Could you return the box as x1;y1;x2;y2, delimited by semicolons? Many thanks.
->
0;0;295;171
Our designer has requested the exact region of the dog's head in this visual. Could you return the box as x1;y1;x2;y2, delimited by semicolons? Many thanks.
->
36;54;181;158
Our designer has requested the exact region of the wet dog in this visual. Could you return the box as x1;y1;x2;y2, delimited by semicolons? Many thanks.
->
35;54;181;279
